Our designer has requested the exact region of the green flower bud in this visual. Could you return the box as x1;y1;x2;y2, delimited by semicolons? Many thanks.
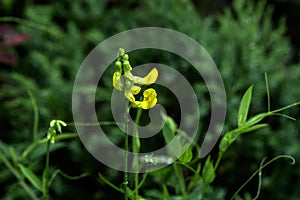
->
123;61;132;73
115;61;122;72
122;54;129;61
117;48;125;57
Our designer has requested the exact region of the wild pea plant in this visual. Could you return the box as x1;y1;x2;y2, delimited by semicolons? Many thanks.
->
0;48;298;200
97;48;298;200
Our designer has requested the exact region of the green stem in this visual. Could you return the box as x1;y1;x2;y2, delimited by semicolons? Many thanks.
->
133;108;142;199
98;173;124;193
124;103;130;200
252;158;266;200
174;161;198;174
214;151;224;171
42;140;50;200
230;155;295;200
264;73;270;112
271;102;300;113
48;170;89;188
134;173;139;199
173;163;187;199
67;121;119;126
132;173;148;194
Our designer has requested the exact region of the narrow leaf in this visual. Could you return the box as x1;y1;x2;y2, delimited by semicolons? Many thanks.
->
202;156;215;184
238;85;253;127
9;146;17;164
162;120;175;144
162;115;182;157
19;164;43;192
245;112;272;127
162;184;170;199
161;112;177;138
219;131;235;153
238;124;269;135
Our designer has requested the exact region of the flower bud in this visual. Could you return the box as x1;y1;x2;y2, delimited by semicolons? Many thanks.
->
115;61;122;72
117;48;125;57
123;61;132;73
122;54;129;61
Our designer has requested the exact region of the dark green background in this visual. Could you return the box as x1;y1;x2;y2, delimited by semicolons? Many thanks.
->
1;0;300;199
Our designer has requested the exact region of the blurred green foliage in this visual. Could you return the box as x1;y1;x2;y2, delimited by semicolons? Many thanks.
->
1;0;300;199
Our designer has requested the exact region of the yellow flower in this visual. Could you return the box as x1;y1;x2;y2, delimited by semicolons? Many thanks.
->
133;88;157;109
112;48;158;109
112;72;122;90
113;68;158;103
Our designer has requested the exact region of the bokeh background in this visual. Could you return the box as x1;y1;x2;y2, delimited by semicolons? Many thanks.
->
1;0;300;199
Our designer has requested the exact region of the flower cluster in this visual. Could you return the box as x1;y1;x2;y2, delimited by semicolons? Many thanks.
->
112;48;158;109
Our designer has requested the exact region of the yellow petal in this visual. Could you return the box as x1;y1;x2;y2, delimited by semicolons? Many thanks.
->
113;72;122;90
140;97;157;109
140;68;158;85
130;68;158;85
131;86;141;95
134;88;157;109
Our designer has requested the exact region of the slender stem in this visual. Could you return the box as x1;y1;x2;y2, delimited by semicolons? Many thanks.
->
98;173;124;193
173;163;187;199
252;158;266;200
133;108;142;199
42;140;50;200
134;173;139;199
133;173;148;193
271;102;300;113
264;73;270;112
174;161;198;174
123;101;130;200
230;155;295;200
67;121;120;126
214;151;224;171
48;170;89;188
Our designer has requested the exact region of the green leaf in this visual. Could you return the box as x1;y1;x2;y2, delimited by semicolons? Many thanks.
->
202;156;215;184
162;121;175;144
162;115;182;157
178;145;193;163
244;112;272;127
19;164;43;192
188;184;204;200
162;114;177;143
237;124;268;135
238;85;253;127
162;184;170;199
219;131;235;153
9;146;17;165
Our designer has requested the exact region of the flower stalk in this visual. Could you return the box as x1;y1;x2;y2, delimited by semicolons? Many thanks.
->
112;48;158;200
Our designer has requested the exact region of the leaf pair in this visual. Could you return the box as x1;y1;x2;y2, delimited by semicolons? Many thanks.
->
220;80;299;153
